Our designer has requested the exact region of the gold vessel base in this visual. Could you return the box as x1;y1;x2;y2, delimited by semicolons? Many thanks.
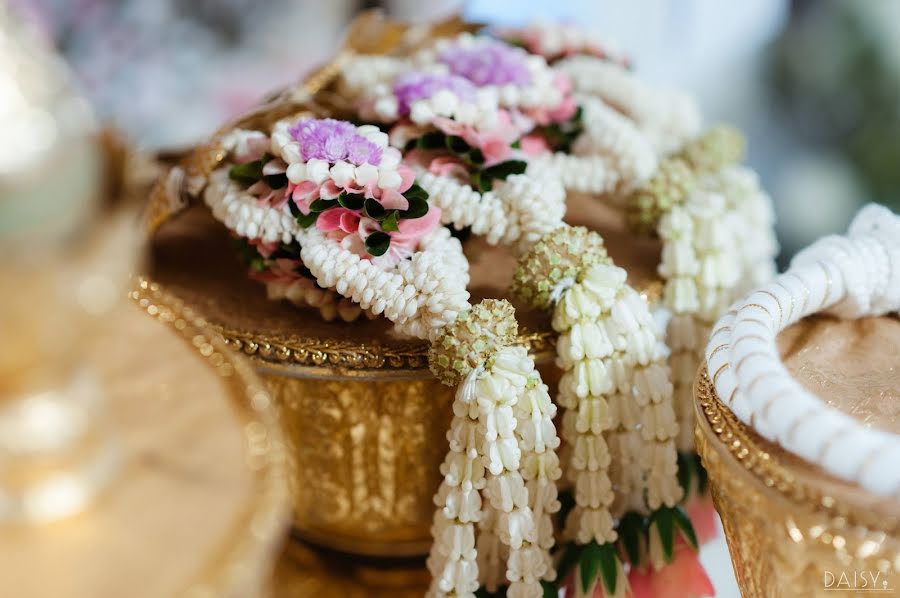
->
273;534;427;598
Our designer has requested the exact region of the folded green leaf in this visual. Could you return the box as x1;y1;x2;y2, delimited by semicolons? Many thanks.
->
364;197;387;220
597;543;621;596
264;173;288;189
541;580;557;598
401;196;429;219
555;542;582;584
364;231;391;256
338;192;365;210
381;211;400;232
309;198;337;212
296;211;319;228
446;134;470;154
618;511;646;566
404;183;429;202
673;505;699;550
652;508;676;563
417;131;445;150
580;542;603;594
678;451;694;499
229;159;265;186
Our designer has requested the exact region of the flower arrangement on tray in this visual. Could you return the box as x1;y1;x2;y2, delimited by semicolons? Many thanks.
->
145;14;780;598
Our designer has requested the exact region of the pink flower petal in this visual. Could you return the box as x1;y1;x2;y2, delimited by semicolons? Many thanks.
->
520;134;551;157
262;159;286;175
397;164;416;193
395;206;441;238
648;540;715;598
378;189;410;211
291;180;320;214
316;208;345;232
319;180;342;200
429;156;469;178
686;494;720;545
339;210;361;234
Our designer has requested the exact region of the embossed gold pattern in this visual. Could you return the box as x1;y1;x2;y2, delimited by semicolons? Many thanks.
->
694;369;900;598
267;374;453;556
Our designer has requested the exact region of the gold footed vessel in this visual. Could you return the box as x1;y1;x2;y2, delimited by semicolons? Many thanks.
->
694;315;900;597
145;194;660;558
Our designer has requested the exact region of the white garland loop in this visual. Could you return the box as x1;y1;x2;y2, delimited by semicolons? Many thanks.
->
706;203;900;497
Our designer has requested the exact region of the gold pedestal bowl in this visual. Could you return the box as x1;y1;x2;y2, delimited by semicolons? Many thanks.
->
144;193;661;559
694;315;900;597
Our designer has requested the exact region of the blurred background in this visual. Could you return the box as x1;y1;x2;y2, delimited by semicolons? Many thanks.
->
7;0;900;263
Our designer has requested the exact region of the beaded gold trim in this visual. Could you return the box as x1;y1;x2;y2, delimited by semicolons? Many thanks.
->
129;279;289;598
134;278;557;376
695;368;899;535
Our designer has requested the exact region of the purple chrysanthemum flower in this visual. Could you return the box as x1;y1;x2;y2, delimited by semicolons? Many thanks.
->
438;39;532;87
393;71;478;115
289;118;382;166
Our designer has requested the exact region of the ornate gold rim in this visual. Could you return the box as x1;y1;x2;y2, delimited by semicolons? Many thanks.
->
134;277;662;378
130;282;290;598
694;368;900;536
134;277;557;377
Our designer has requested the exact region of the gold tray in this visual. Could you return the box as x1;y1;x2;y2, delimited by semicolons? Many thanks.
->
1;296;289;598
695;314;900;598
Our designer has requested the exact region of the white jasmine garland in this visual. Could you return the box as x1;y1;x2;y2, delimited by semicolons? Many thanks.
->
555;56;702;154
658;167;777;450
417;33;565;113
514;371;562;582
427;344;552;598
415;171;566;254
297;226;471;341
528;95;658;196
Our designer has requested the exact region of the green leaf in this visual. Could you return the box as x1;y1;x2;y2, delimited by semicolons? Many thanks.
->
652;508;676;563
263;173;288;189
338;192;365;210
250;258;267;273
677;452;693;499
555;542;582;584
228;160;264;186
511;139;522;150
596;543;620;596
401;196;429;219
288;199;302;218
417;131;445;150
403;183;429;202
381;211;400;232
309;198;336;212
468;147;485;165
364;231;391;256
541;580;557;598
445;134;470;154
364;197;386;220
558;490;576;524
295;211;319;228
619;512;646;566
580;542;602;594
673;506;699;550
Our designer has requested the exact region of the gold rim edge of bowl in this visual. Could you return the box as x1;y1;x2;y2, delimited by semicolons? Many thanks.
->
134;276;558;376
130;279;290;598
694;367;900;537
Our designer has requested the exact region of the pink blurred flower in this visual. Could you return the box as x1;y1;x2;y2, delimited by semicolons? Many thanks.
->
685;494;719;546
519;134;551;156
428;156;469;179
629;539;714;598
